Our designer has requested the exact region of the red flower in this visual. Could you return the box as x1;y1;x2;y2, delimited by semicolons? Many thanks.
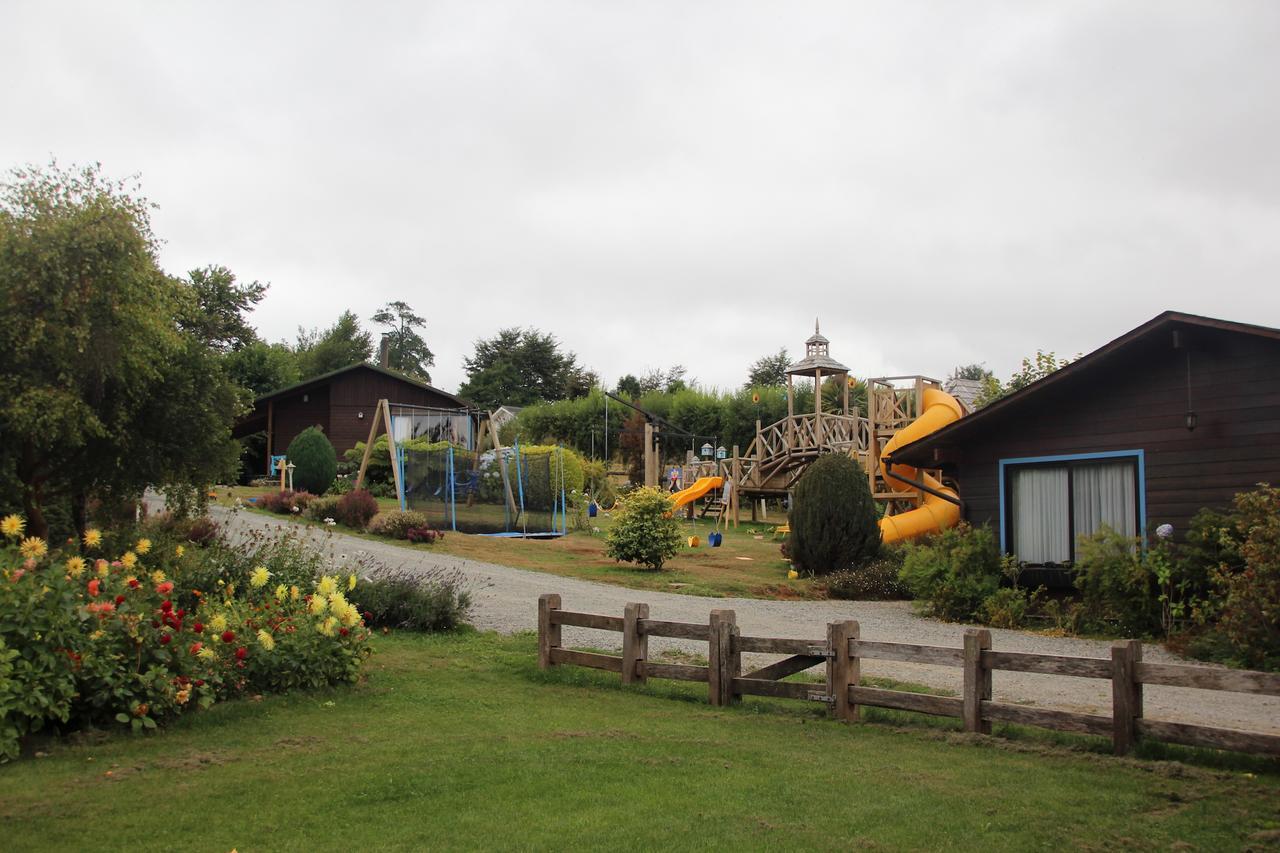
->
128;578;140;589
115;594;126;605
192;622;204;634
161;600;173;612
363;611;373;621
189;642;203;656
339;627;349;637
159;633;172;645
234;647;248;661
221;630;235;643
194;679;205;687
156;581;174;595
176;609;186;618
87;579;101;598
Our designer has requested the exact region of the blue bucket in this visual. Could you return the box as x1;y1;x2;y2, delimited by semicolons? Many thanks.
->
709;532;722;547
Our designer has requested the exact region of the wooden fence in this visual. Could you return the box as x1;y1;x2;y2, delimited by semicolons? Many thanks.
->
537;594;1280;757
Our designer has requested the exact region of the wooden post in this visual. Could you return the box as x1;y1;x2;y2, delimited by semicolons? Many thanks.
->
963;628;992;734
815;368;823;447
382;399;405;509
643;422;656;488
354;398;386;491
730;446;740;528
786;374;794;446
829;620;860;722
488;415;519;518
1111;639;1143;755
708;609;737;706
622;602;648;685
264;399;275;471
538;593;562;670
842;372;850;416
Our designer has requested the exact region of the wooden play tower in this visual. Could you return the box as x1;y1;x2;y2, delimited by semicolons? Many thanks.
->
731;322;946;524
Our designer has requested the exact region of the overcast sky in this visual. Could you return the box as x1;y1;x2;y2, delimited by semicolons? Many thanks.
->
4;1;1278;394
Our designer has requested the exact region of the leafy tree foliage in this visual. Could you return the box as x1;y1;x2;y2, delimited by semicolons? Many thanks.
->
820;375;867;415
372;300;434;382
295;310;373;380
459;327;593;410
0;162;241;537
605;487;682;570
746;348;790;388
948;363;993;383
788;454;880;575
973;351;1074;408
614;374;642;400
180;265;267;352
224;339;301;396
639;365;689;395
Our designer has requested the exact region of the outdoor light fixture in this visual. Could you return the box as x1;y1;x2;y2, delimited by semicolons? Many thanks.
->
1185;411;1198;432
1173;328;1197;432
700;442;713;458
716;445;727;460
357;411;365;419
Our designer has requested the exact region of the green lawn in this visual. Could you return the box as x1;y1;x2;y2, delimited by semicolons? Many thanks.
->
3;631;1276;851
215;484;814;599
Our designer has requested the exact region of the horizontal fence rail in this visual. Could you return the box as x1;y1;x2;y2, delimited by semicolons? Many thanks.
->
536;593;1280;758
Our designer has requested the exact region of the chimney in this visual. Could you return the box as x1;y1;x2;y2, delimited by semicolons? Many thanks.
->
379;335;391;368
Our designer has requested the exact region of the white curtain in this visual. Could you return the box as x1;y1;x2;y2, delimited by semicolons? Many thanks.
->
1072;462;1136;540
1011;467;1070;564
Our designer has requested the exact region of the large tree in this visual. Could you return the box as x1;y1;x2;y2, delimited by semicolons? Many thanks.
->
294;310;373;379
224;339;301;396
459;327;593;410
973;351;1073;408
372;300;434;382
746;348;790;388
0;162;242;537
180;264;267;352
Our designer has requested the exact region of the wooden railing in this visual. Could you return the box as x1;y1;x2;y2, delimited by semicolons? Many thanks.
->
741;412;870;489
537;595;1280;757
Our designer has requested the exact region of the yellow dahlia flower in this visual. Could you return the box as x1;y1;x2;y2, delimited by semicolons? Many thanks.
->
197;647;216;661
19;537;48;560
151;569;166;584
174;545;186;558
1;514;24;539
250;566;270;588
348;574;357;591
135;538;152;555
318;617;338;637
65;557;87;578
289;585;300;600
82;528;102;549
316;575;337;596
120;551;138;570
274;584;287;601
308;595;328;616
209;614;228;634
257;629;275;651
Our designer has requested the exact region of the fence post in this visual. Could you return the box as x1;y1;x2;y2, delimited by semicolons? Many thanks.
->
538;593;561;670
963;628;992;734
708;609;736;706
828;620;860;722
622;602;649;685
1111;639;1143;755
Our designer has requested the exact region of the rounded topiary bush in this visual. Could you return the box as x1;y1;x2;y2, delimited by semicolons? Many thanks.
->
287;427;338;496
789;453;880;575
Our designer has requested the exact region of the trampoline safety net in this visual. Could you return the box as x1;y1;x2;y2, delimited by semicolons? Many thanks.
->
402;445;567;536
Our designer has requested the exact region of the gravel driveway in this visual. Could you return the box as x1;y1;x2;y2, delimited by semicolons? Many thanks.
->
209;505;1279;735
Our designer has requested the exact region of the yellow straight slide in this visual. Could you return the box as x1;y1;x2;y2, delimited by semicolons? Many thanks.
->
878;388;964;544
669;476;723;510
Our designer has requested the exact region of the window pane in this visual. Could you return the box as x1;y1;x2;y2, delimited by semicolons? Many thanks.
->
1011;467;1070;563
1072;461;1136;543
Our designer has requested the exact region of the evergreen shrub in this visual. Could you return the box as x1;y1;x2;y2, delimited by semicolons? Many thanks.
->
789;454;880;575
287;427;338;496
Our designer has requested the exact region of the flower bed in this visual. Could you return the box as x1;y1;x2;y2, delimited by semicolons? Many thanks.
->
0;514;372;762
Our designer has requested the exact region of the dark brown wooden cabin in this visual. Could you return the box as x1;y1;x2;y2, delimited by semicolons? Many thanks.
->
890;312;1280;585
233;363;472;474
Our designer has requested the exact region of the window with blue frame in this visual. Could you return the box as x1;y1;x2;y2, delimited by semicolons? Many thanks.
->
1001;452;1142;566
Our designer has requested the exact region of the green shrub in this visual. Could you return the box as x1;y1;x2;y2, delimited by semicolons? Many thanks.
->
367;511;432;540
343;436;451;486
824;549;910;600
1073;527;1155;635
287;427;338;496
349;568;471;632
335;490;379;529
980;587;1046;629
305;495;342;523
605;487;682;570
789;454;880;575
899;523;1002;621
260;490;315;515
1202;484;1280;670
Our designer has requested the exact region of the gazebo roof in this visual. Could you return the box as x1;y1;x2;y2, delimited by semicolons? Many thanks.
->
786;320;849;377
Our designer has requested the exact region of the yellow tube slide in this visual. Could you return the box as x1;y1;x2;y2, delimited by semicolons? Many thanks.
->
878;388;963;544
669;476;723;510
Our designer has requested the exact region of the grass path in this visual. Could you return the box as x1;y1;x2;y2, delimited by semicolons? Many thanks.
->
2;631;1277;851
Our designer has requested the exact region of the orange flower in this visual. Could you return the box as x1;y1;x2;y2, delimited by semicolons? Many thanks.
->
87;578;101;598
156;581;174;595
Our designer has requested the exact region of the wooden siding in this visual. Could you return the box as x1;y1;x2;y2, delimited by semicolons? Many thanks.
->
271;386;331;458
943;329;1280;545
326;367;465;455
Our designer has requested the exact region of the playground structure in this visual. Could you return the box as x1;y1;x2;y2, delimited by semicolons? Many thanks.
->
354;399;570;537
637;323;966;543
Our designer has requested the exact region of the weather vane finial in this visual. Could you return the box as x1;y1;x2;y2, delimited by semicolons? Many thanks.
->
815;317;820;335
